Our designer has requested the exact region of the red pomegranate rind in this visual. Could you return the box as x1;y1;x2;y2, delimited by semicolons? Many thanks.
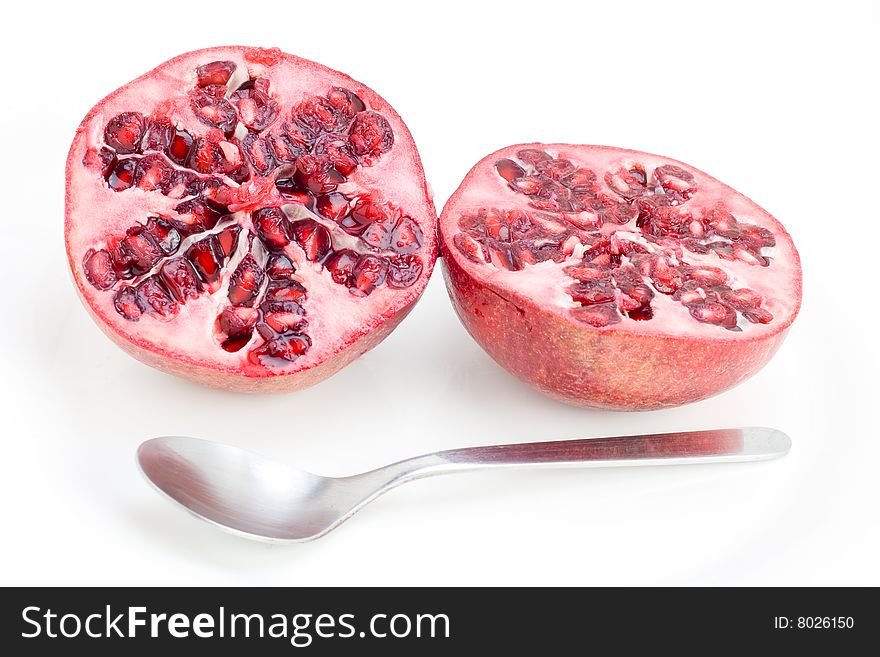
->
439;144;801;409
66;46;437;392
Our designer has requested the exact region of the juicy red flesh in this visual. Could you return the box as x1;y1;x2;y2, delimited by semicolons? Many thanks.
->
231;80;279;131
80;59;426;366
451;149;777;330
196;60;236;87
349;111;394;158
104;112;144;154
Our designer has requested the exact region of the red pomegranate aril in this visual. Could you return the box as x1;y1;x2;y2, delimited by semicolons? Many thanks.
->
265;254;296;280
495;159;526;182
674;280;707;305
487;243;522;271
689;302;737;328
517;148;551;164
509;176;541;195
173;170;205;197
216;224;241;257
137;277;177;317
134;154;177;193
242;133;276;176
316;192;350;221
569;280;615;305
82;249;118;291
200;179;235;206
682;265;727;286
654;164;696;202
141;117;174;153
324;249;359;285
265;281;306;303
219;305;259;338
386;254;423;288
196;60;236;87
572;303;621;327
721;287;762;310
174;198;225;232
144;217;181;256
191;91;237;136
350;255;387;296
360;221;392;249
326;86;365;119
614;268;654;305
107;159;137;191
391;217;423;254
113;286;143;321
185;236;223;284
232;85;279;131
565;264;607;281
264;310;306;334
536;158;576;180
349;111;393;158
159;257;202;301
252;207;290;252
107;237;134;277
605;166;648;198
268;132;308;164
167;129;194;165
68;47;436;392
262;299;303;315
257;333;311;363
122;226;163;275
743;307;773;324
563;168;598;192
295;154;344;194
294;96;344;136
440;143;801;408
290;220;332;261
453;233;485;263
187;138;224;175
228;254;264;306
105;112;145;154
601;198;639;224
339;197;382;235
314;133;359;176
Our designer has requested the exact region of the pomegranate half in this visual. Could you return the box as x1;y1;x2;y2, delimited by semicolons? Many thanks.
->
66;46;437;392
440;144;801;409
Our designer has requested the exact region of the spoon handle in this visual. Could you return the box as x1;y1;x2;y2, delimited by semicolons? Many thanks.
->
390;428;789;482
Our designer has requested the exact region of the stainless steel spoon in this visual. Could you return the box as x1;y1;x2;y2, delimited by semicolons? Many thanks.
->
137;427;790;542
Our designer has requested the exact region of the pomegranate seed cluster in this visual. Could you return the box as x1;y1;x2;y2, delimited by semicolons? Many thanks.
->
453;148;776;330
81;59;425;365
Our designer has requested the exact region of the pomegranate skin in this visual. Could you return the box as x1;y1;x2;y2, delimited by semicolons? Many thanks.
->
443;256;790;409
65;46;437;393
439;144;801;410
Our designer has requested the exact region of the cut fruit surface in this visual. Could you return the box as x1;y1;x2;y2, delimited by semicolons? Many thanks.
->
440;144;801;409
67;46;437;392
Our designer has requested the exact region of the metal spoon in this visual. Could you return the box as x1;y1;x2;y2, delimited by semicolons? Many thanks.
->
137;427;790;542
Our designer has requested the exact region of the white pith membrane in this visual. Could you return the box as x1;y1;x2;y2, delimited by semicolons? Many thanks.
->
442;145;799;338
67;47;436;376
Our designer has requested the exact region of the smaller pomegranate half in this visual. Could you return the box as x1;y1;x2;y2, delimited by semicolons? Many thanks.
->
66;47;437;392
439;144;802;409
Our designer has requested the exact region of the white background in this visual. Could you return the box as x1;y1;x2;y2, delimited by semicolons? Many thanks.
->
1;0;877;586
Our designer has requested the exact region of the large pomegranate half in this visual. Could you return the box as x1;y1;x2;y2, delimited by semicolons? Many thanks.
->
66;47;437;392
440;144;801;409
